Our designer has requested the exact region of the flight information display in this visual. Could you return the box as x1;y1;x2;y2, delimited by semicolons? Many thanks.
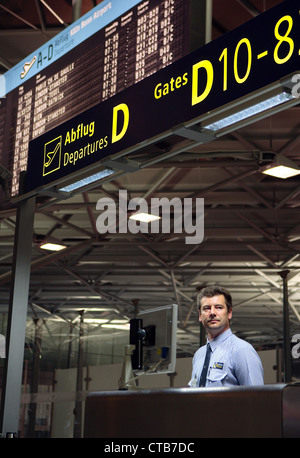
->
0;0;205;198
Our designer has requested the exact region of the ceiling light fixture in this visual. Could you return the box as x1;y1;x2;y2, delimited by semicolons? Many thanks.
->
204;92;294;132
129;212;161;223
58;168;114;193
259;153;300;179
34;233;67;251
39;242;66;251
200;74;299;136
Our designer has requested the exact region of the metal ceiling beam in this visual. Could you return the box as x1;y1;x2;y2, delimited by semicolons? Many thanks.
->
34;0;46;33
278;131;300;157
224;168;273;209
82;192;98;239
0;3;40;30
274;185;300;210
141;168;177;200
230;131;261;151
0;240;92;285
236;0;261;17
40;211;95;238
245;244;278;268
57;262;135;315
189;168;258;199
235;211;280;246
233;290;272;309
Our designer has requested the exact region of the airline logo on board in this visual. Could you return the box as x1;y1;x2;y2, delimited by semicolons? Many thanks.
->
20;56;37;79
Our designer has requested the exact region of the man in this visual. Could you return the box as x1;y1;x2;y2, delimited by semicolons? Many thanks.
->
189;286;264;387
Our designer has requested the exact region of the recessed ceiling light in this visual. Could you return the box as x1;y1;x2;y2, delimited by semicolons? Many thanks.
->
129;212;161;223
40;242;66;251
259;154;300;179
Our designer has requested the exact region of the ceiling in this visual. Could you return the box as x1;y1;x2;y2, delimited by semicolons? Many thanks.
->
0;0;300;369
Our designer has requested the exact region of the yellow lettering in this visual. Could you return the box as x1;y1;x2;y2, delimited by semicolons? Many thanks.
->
182;72;188;86
192;60;214;106
112;103;129;144
64;152;69;166
175;76;182;89
154;72;189;101
154;83;162;99
163;83;169;96
65;132;70;144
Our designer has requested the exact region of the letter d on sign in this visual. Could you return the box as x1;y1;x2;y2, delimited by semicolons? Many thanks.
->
112;103;129;143
192;60;214;106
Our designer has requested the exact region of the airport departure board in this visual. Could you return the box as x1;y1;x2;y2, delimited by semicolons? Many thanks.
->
0;0;205;198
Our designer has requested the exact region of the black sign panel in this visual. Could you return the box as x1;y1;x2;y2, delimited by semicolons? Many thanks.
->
25;0;300;194
0;0;196;198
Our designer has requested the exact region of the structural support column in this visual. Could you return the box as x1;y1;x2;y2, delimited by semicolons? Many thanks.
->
279;270;292;383
73;310;84;438
0;196;35;436
72;0;82;22
28;318;43;437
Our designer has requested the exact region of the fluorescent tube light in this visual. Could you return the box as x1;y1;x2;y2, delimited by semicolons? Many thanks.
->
59;169;114;193
129;212;161;223
204;92;294;132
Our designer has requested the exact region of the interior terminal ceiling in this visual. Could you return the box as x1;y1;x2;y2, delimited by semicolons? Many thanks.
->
0;0;300;363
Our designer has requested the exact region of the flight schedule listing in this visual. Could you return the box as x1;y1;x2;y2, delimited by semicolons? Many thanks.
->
0;0;189;197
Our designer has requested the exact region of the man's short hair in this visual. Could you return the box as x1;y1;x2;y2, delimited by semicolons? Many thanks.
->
197;286;232;312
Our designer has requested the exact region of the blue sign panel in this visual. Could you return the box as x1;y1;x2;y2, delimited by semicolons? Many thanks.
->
3;0;141;94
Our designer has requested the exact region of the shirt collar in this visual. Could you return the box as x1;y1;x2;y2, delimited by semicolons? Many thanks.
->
207;328;232;352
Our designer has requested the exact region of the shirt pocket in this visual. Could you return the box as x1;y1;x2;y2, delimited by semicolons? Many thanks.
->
207;368;227;386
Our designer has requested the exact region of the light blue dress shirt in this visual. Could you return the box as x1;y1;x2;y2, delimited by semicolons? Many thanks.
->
189;328;264;387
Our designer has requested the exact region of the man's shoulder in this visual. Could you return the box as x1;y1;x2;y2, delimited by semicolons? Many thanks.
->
229;332;257;352
193;344;206;359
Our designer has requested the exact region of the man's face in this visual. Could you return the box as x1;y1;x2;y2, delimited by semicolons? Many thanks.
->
199;294;232;339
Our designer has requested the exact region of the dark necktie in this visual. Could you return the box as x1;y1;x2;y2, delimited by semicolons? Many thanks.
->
199;343;212;387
